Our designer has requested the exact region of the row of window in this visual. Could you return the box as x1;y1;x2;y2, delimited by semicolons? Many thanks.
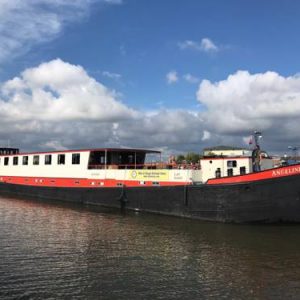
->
1;153;80;166
227;166;246;176
215;166;246;178
0;150;18;155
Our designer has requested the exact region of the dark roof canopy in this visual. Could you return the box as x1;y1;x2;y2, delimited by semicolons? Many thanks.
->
0;148;19;155
2;147;161;156
95;148;161;154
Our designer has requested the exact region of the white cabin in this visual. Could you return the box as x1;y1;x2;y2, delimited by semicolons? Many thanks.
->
0;148;201;187
0;147;276;187
200;156;252;183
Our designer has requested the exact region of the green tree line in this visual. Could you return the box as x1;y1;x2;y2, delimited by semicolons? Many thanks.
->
176;152;202;164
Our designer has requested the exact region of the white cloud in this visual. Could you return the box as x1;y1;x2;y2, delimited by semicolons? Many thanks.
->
183;73;199;84
178;40;199;50
0;58;135;122
39;140;68;151
115;109;205;150
103;0;123;4
202;130;211;141
102;71;122;80
3;59;300;154
0;59;208;152
0;0;120;64
166;71;179;84
178;38;219;53
200;38;218;52
243;136;253;146
197;70;300;148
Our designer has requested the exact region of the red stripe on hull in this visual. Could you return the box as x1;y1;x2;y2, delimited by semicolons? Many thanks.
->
0;175;190;188
207;164;300;185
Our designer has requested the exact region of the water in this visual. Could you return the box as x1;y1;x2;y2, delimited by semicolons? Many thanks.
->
0;197;300;300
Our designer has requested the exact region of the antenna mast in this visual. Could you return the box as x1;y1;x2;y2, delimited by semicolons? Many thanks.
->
253;131;262;148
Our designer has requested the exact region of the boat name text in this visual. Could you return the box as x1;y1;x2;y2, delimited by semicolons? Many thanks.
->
272;167;300;177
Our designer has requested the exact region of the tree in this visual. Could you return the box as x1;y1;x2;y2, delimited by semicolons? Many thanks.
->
176;152;200;164
176;154;185;164
185;152;200;164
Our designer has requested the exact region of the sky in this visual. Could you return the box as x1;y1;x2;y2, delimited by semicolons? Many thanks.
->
0;0;300;155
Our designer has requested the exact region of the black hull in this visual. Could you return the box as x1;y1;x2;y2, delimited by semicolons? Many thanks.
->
1;174;300;223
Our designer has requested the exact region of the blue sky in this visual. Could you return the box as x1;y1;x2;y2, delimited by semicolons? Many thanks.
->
1;0;300;154
4;0;300;108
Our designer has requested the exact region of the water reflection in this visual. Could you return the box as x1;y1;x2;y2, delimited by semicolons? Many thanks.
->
0;196;300;299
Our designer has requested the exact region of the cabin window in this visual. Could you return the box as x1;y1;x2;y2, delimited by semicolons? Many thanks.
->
227;160;237;168
227;168;233;176
45;154;52;165
4;157;9;166
13;157;18;165
72;153;80;165
23;156;28;165
125;154;134;164
100;156;105;164
240;166;246;175
215;168;221;178
88;151;105;169
58;154;65;165
33;155;39;165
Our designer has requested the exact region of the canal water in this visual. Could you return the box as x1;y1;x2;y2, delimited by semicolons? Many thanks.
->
0;197;300;299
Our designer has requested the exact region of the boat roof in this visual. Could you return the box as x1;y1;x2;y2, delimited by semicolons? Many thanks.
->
201;156;251;160
0;147;161;156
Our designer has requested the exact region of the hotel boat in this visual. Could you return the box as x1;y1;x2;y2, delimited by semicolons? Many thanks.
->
1;135;300;223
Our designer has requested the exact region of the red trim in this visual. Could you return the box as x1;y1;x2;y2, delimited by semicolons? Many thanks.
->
0;175;190;188
207;164;300;185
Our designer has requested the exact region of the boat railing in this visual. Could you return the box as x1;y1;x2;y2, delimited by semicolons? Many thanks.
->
88;163;200;170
